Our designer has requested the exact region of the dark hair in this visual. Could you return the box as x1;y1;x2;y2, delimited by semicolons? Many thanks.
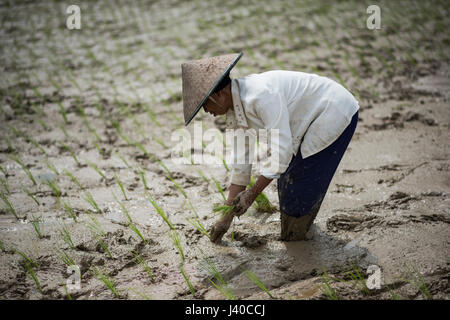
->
213;74;231;94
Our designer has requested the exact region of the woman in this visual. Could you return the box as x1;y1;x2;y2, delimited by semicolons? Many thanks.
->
181;52;359;243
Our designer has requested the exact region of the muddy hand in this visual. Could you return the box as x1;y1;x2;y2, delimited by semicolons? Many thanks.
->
210;210;235;243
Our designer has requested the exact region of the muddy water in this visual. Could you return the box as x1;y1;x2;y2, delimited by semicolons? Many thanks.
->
0;0;449;300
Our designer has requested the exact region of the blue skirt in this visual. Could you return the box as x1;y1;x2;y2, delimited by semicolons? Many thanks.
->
277;111;358;218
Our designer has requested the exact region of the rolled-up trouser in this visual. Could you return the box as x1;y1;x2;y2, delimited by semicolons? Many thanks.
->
277;111;358;240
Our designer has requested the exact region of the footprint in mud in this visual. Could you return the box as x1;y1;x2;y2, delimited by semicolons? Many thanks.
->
230;231;268;249
365;110;437;131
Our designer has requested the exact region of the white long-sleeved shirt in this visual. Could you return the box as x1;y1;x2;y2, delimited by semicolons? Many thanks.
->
226;70;359;186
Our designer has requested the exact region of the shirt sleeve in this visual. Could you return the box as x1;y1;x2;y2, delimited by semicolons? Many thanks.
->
254;91;293;179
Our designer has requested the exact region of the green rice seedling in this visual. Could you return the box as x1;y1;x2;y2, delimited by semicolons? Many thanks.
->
170;230;185;262
0;192;19;220
60;142;82;167
320;268;339;300
114;172;127;200
83;192;101;213
196;169;210;183
60;225;76;249
137;168;148;190
62;200;77;222
58;249;76;267
241;267;274;298
386;284;400;300
22;133;47;155
200;250;236;300
14;250;42;292
44;158;59;175
128;288;151;300
248;177;277;213
114;195;146;243
0;177;9;193
213;205;235;217
63;170;83;190
92;232;113;259
404;265;432;300
133;252;153;280
86;213;106;237
58;123;70;139
116;152;131;169
187;218;210;239
44;179;62;198
87;161;106;180
146;193;174;230
111;121;133;147
9;154;37;185
31;215;45;239
23;188;39;206
0;239;5;252
180;265;195;295
92;140;105;157
344;264;370;296
0;165;6;176
15;250;38;268
211;177;226;201
145;106;161;127
93;267;119;298
63;283;73;300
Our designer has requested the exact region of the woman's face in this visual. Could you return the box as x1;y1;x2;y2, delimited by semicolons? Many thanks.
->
203;93;229;116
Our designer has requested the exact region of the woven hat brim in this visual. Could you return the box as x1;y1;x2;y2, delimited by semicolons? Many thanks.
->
183;52;243;126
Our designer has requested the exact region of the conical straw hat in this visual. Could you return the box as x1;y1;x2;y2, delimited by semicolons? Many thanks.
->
181;52;243;126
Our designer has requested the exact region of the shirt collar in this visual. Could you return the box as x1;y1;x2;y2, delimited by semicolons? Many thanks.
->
227;78;248;128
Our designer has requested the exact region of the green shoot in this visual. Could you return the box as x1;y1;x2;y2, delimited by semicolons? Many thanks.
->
58;123;70;139
0;192;19;219
213;205;235;217
0;177;10;193
62;200;77;222
44;158;59;175
30;215;45;239
133;252;154;280
212;177;226;201
180;265;195;295
128;288;151;300
404;265;432;300
93;267;119;298
86;213;106;236
15;250;38;268
87;161;106;180
0;239;5;252
44;179;62;198
63;284;73;300
248;177;277;213
116;152;131;169
9;154;37;185
137;168;148;190
114;172;127;200
15;250;42;292
63;170;83;190
58;249;76;267
56;101;68;124
60;225;75;249
196;169;210;183
170;230;185;262
60;142;82;166
114;195;146;243
92;232;113;259
344;264;370;296
241;267;274;298
146;193;174;230
386;284;400;300
187;218;210;239
320;268;339;300
23;188;40;206
83;192;101;213
199;250;235;300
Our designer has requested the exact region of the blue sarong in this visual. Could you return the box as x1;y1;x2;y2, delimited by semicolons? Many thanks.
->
277;111;358;218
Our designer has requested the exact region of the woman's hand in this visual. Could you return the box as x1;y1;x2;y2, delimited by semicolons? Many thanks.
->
230;189;258;217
